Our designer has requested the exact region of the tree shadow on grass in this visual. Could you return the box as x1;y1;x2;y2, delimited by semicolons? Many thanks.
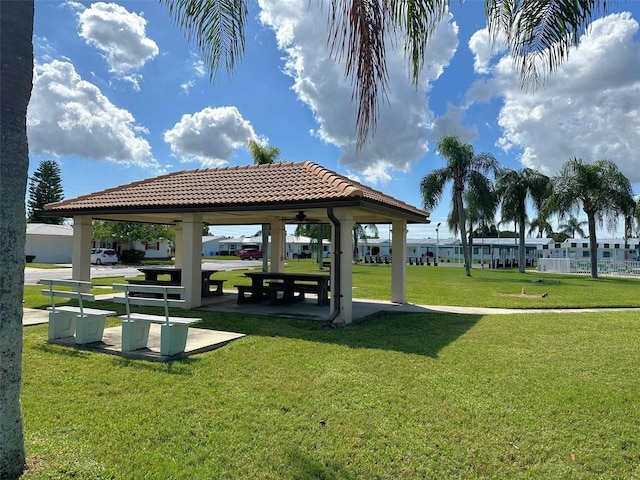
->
198;310;482;358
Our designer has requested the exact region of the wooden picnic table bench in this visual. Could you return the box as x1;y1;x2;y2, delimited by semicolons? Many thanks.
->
132;267;226;297
39;279;116;344
242;272;330;306
111;284;201;357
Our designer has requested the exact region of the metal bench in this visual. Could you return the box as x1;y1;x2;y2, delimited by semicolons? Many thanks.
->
111;284;201;357
39;279;115;344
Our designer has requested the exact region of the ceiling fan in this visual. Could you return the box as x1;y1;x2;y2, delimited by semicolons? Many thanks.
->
284;210;321;223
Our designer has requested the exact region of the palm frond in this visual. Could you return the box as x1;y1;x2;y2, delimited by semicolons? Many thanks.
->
329;0;390;149
387;0;449;86
160;0;247;79
486;0;607;90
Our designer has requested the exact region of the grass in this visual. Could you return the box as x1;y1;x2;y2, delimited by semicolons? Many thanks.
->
20;263;640;478
85;259;640;310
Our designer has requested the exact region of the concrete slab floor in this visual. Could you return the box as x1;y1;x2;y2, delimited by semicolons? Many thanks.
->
48;324;245;362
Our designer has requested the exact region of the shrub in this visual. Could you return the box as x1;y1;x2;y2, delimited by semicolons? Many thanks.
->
119;249;146;264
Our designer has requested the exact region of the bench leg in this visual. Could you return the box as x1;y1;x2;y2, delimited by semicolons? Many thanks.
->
121;321;151;352
160;324;189;356
74;314;107;344
48;311;75;340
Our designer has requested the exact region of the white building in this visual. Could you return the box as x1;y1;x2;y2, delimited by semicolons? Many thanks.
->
25;223;74;263
202;235;229;256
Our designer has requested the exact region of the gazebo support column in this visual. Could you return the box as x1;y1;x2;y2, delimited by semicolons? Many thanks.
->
332;209;354;325
72;215;92;282
181;213;202;309
391;220;407;303
174;223;183;268
270;220;285;273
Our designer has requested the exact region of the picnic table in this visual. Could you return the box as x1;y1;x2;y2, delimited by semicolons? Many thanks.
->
239;272;330;306
131;267;225;297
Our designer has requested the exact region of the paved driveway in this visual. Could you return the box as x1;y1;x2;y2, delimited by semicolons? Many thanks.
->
24;260;263;285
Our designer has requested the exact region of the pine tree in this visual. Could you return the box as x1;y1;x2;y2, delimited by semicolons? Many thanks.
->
27;160;64;224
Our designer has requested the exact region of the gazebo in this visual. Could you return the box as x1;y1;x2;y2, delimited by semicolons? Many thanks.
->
45;161;430;324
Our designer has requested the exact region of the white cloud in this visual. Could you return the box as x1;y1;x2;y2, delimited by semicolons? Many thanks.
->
163;106;258;167
468;26;507;75
27;60;156;167
77;2;158;87
181;54;206;93
467;12;640;182
427;103;478;143
258;1;459;183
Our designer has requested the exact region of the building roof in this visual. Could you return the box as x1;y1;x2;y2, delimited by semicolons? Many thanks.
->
26;223;73;236
44;161;430;226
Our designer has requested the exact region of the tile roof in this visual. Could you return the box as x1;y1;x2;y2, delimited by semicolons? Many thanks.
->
46;161;430;222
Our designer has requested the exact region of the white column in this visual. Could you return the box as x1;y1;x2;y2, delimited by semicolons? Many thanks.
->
270;219;286;272
72;215;92;282
181;213;202;309
174;223;183;268
391;220;407;303
334;209;354;325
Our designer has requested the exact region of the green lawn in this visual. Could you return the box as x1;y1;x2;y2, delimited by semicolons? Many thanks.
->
20;264;640;479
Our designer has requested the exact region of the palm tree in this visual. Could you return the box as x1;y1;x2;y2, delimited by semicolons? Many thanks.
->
635;198;640;236
353;223;378;262
545;158;634;279
528;216;553;238
1;2;33;476
496;167;550;273
462;188;498;266
247;139;281;270
294;223;332;266
558;216;588;239
420;135;498;277
247;139;280;165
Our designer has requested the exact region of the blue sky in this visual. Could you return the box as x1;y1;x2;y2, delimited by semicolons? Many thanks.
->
29;0;640;240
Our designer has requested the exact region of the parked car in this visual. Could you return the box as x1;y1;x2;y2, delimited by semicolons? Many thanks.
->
293;251;312;259
238;248;263;260
91;248;118;265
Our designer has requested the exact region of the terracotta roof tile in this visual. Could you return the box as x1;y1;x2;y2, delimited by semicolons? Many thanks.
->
46;161;429;221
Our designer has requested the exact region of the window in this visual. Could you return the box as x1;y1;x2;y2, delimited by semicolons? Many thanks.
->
582;243;588;248
571;243;577;247
614;244;620;249
603;251;611;258
604;243;610;248
582;251;590;257
543;245;548;250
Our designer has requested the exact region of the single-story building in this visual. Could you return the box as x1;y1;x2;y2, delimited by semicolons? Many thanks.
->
25;223;74;263
202;235;229;256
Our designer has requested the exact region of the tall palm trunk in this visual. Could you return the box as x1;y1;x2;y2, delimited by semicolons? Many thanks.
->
0;1;33;477
455;191;472;276
587;213;599;279
518;216;526;273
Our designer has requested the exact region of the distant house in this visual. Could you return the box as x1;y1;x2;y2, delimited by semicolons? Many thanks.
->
202;235;228;256
128;240;172;260
218;234;330;258
25;223;73;263
547;238;640;261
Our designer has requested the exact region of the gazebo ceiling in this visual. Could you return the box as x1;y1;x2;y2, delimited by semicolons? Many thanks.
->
45;161;430;226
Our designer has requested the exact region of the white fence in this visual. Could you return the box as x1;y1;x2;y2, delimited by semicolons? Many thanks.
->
537;258;640;278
